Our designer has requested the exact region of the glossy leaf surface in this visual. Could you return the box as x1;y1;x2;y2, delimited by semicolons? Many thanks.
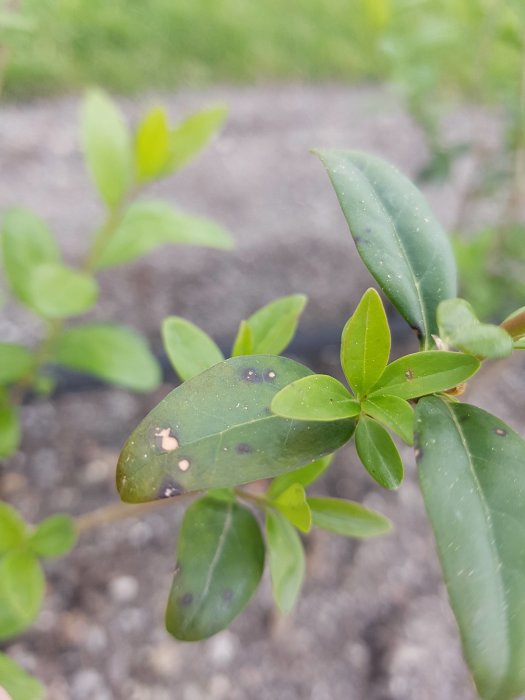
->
266;509;305;614
271;375;360;422
438;298;513;359
96;200;233;268
55;324;161;392
355;416;403;489
268;455;334;498
0;552;44;640
81;89;131;207
1;208;59;306
165;498;264;641
29;515;77;559
117;356;356;503
316;150;457;348
308;497;392;538
162;316;224;382
341;287;390;396
0;344;33;385
416;397;525;700
361;394;414;445
369;351;479;400
27;263;98;319
0;654;44;700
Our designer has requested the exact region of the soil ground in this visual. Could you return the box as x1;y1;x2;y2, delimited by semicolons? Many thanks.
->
0;85;523;700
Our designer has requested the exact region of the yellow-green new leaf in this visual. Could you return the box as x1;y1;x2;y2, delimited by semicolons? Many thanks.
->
341;287;390;397
162;316;224;382
268;455;334;498
0;502;27;554
0;654;44;700
0;552;44;640
29;515;77;559
361;394;414;445
271;374;360;422
266;509;305;614
0;344;33;385
369;351;480;400
246;294;307;355
167;105;227;172
81;89;132;208
355;416;403;489
308;497;392;538
0;398;20;459
231;320;254;357
135;106;170;181
27;263;98;319
273;483;312;533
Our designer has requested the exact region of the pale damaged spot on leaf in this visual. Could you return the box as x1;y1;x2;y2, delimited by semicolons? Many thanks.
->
405;369;415;381
155;427;179;452
178;458;191;472
158;478;185;499
495;428;507;437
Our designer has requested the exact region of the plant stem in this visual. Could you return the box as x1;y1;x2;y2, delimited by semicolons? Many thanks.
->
500;308;525;339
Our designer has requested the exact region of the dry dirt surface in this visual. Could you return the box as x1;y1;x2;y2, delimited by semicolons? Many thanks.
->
0;85;523;700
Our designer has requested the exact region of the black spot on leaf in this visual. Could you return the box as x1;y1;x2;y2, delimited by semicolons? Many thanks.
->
178;593;193;607
158;478;185;499
236;443;253;454
242;368;262;383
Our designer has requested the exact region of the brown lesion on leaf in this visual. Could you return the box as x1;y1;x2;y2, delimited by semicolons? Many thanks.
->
404;369;415;381
157;478;185;499
242;368;262;383
155;427;179;452
444;382;466;397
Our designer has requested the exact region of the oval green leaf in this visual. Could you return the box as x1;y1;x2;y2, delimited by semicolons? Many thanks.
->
167;105;227;173
162;316;224;382
315;150;457;348
135;106;170;181
0;552;44;640
81;89;132;208
27;263;98;319
96;200;234;269
29;515;77;559
271;374;360;422
308;496;392;538
245;294;307;356
165;497;264;641
438;298;513;359
231;320;254;357
416;397;525;700
266;509;305;614
355;416;403;489
341;287;390;396
361;394;414;445
273;483;312;533
268;454;334;498
0;654;44;700
0;344;33;385
117;356;356;503
1;208;59;306
369;351;480;400
55;324;161;392
0;502;27;554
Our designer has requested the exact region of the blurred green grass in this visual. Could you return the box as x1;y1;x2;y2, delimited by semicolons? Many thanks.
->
1;0;522;100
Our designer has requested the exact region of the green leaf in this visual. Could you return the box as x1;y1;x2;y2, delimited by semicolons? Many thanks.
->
315;150;457;348
271;375;360;422
231;320;254;357
361;395;414;445
96;200;234;269
272;483;312;533
513;337;525;349
117;356;356;503
369;351;480;400
81;89;132;208
26;263;98;319
416;397;525;700
162;316;224;382
0;344;33;385
266;509;305;614
135;106;170;181
29;515;77;559
244;295;307;355
55;324;161;392
0;551;44;640
0;654;44;700
341;288;390;397
1;208;59;306
308;497;392;538
0;502;27;554
165;497;264;641
167;105;227;172
0;399;20;459
437;298;513;359
355;416;403;489
268;455;334;498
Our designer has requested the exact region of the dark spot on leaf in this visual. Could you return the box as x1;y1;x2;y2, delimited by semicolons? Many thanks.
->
263;406;272;415
236;443;253;454
157;478;185;499
222;588;234;602
405;369;415;381
495;428;507;437
178;593;193;607
242;368;262;383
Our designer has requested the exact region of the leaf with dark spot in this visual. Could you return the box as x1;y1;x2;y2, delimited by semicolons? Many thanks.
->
117;356;356;503
165;497;264;641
